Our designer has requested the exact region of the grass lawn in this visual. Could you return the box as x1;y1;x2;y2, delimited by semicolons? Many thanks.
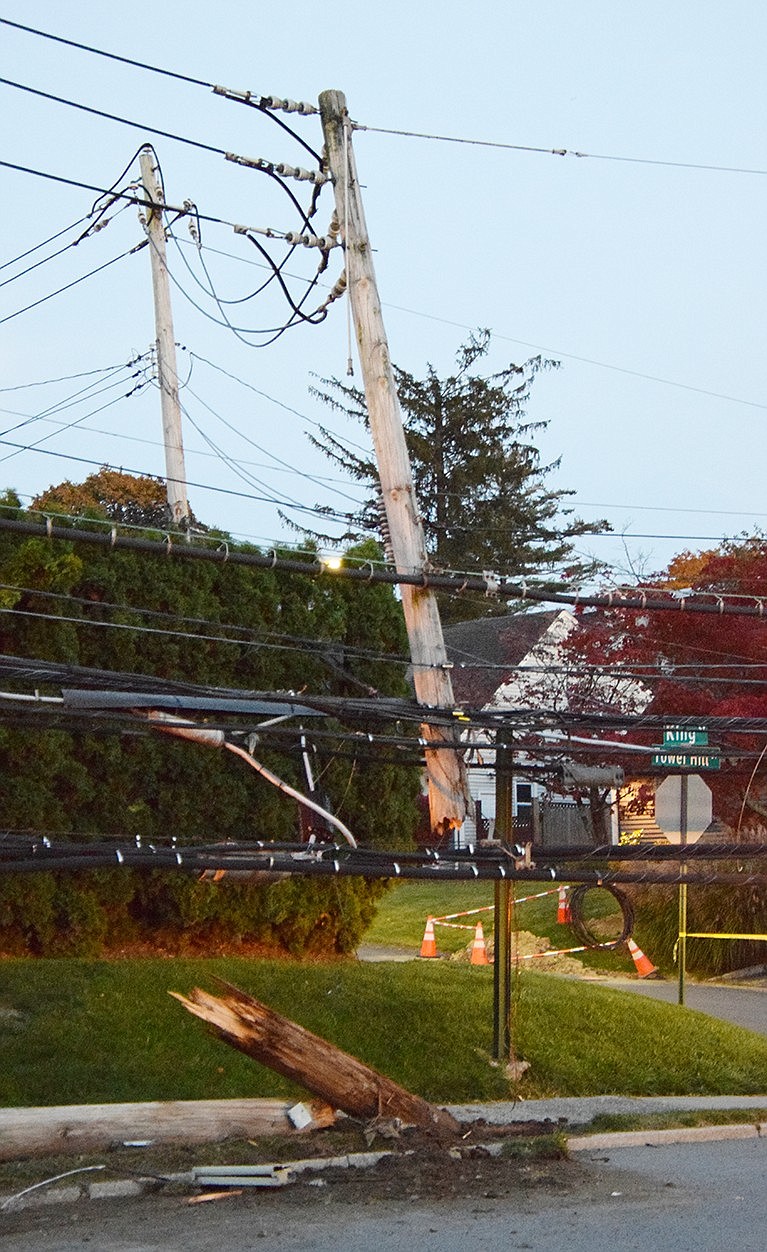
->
2;957;767;1107
366;880;634;974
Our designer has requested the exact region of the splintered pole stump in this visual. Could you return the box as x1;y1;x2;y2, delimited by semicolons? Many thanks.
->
171;982;459;1135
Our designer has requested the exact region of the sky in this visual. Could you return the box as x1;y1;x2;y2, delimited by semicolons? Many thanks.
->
1;1;765;589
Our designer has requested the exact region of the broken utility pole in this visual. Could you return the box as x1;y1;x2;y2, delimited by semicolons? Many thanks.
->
138;147;190;530
172;981;460;1135
319;90;470;838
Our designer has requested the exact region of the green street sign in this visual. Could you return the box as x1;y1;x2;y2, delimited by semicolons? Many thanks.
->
663;725;708;747
652;751;720;771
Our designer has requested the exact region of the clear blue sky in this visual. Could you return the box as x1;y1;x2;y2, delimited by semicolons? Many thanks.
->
1;1;765;585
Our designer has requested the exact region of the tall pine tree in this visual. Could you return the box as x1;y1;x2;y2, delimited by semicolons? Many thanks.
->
303;332;607;620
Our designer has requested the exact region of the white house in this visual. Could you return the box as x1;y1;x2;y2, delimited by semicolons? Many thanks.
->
442;609;651;847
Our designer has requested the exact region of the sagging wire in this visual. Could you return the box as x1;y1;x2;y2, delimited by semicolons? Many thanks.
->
139;709;357;848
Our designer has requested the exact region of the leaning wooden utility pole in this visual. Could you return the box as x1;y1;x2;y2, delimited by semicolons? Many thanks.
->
138;147;190;530
319;90;470;836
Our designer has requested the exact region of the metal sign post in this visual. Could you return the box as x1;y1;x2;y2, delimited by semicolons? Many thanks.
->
678;774;688;1007
653;727;717;1006
493;732;513;1061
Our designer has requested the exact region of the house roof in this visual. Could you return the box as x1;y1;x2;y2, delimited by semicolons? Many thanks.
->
443;611;563;706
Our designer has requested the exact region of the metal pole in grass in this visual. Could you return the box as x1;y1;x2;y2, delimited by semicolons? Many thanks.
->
493;730;513;1061
678;774;689;1006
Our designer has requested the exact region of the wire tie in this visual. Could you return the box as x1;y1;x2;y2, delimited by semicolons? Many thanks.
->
520;579;527;599
471;864;479;878
218;541;230;563
333;859;340;873
45;516;53;538
457;579;468;594
758;600;765;617
115;850;123;864
393;862;401;875
176;852;183;865
110;527;118;549
165;535;173;557
362;561;375;583
640;592;647;609
267;548;277;569
716;597;724;613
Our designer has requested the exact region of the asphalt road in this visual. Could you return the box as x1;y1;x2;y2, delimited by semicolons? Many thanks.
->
3;1138;767;1250
594;976;767;1036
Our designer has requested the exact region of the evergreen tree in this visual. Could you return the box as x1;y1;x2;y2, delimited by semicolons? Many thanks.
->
304;332;607;620
0;478;418;956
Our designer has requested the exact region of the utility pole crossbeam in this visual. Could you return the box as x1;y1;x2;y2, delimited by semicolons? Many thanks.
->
138;148;190;531
319;90;469;836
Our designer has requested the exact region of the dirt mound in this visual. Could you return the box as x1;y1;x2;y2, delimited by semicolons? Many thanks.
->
449;928;588;976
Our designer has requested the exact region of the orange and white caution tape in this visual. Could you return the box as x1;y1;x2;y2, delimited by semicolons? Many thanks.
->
432;887;564;927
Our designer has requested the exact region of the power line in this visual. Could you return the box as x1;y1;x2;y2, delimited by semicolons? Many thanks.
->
0;359;148;439
355;121;767;178
0;242;147;328
0;17;322;162
0;203;131;293
0;83;323;237
0;383;149;467
0;213;90;276
5;151;761;416
3;513;767;619
5;581;767;686
0;76;228;156
0;361;133;395
0;16;214;88
0;438;373;527
381;301;767;413
174;237;767;415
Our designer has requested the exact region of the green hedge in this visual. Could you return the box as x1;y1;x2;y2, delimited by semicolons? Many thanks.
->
0;869;388;958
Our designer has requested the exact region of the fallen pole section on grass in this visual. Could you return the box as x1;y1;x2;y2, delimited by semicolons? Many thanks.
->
171;980;460;1135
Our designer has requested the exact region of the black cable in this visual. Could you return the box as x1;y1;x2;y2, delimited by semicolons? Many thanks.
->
229;94;323;164
0;442;365;526
0;362;130;394
5;512;767;620
0;18;323;162
169;225;300;308
0;214;89;275
0;235;106;293
0;17;215;87
0;80;324;235
0;362;146;438
0;76;226;155
0;382;149;466
0;242;147;327
567;884;634;949
175;380;363;506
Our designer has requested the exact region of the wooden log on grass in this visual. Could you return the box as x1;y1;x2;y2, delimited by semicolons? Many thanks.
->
171;981;459;1136
0;1099;304;1161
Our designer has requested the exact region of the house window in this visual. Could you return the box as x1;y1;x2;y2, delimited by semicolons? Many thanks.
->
515;782;533;821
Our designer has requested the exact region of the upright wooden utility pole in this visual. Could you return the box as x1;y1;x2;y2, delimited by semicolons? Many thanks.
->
319;90;469;836
138;147;190;529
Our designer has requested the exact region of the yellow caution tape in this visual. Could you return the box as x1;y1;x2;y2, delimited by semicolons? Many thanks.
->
682;932;767;941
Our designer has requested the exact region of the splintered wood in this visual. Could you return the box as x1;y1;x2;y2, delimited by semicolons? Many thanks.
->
171;981;459;1135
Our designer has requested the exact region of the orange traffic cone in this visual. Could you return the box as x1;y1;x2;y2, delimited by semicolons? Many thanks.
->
470;921;489;966
627;937;661;979
419;916;438;958
557;886;571;924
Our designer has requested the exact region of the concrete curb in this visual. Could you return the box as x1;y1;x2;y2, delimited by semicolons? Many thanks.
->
567;1121;767;1152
